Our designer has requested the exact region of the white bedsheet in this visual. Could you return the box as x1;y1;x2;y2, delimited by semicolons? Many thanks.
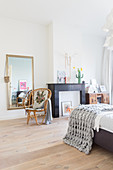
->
94;111;113;133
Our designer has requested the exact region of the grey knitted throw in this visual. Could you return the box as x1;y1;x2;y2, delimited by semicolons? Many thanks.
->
63;104;113;154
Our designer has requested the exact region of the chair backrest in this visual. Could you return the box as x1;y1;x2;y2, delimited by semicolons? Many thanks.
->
29;88;52;108
25;90;32;98
25;90;32;105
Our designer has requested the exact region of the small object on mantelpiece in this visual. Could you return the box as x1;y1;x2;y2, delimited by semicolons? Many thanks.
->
64;77;66;83
76;68;84;84
57;70;66;83
82;81;85;84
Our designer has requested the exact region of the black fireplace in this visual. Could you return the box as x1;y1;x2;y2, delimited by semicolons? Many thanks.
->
47;83;85;118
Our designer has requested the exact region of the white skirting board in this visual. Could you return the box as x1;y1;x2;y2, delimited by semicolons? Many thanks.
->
0;109;26;120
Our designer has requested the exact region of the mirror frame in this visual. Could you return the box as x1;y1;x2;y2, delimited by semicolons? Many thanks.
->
6;54;34;110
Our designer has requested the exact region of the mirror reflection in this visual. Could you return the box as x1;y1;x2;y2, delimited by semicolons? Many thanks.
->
7;55;34;109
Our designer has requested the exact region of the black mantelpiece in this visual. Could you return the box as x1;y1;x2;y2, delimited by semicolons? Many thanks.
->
47;83;85;118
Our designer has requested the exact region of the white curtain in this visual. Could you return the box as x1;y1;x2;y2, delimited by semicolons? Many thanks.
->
102;8;113;104
102;48;113;104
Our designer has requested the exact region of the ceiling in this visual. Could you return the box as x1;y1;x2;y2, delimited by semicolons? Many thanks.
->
0;0;113;32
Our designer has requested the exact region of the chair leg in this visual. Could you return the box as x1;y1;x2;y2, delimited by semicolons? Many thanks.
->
34;111;38;125
41;110;46;124
41;115;46;124
27;111;30;124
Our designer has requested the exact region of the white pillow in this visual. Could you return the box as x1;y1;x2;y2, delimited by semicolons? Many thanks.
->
33;90;48;109
18;92;26;98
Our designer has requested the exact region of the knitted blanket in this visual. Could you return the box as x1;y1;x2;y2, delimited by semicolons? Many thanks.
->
63;104;113;154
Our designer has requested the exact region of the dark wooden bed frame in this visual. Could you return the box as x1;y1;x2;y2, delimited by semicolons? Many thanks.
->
94;129;113;153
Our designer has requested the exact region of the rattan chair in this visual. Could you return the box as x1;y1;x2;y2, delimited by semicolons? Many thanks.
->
25;88;52;125
16;90;32;107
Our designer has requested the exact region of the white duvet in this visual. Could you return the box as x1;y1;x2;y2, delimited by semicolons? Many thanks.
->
94;111;113;133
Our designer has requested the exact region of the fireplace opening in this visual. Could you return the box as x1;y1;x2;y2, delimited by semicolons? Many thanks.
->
59;91;80;117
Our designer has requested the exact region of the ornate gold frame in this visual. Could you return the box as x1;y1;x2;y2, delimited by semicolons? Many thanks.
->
6;54;34;110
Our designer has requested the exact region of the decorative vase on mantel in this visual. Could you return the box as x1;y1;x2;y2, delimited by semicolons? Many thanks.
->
76;68;84;84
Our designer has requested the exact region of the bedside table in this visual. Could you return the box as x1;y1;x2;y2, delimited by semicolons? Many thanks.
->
86;93;109;104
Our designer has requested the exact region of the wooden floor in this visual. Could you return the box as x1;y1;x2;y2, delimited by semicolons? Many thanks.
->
0;117;113;170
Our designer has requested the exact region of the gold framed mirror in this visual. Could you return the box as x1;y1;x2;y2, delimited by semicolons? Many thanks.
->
6;54;34;110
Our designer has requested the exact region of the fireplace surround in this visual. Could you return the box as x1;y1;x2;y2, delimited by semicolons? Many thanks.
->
47;83;85;118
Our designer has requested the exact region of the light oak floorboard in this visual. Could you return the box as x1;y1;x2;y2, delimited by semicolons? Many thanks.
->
0;117;113;170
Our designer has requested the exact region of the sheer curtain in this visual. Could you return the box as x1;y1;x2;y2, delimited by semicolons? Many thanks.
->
102;8;113;104
102;48;113;104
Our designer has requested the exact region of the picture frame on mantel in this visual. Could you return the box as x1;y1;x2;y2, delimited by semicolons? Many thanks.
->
57;70;66;83
100;85;106;92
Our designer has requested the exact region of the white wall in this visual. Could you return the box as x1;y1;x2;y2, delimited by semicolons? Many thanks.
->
47;23;54;82
47;22;104;113
53;22;104;84
0;18;104;120
0;17;49;120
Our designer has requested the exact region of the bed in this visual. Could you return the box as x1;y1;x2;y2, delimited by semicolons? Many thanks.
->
94;111;113;153
63;104;113;154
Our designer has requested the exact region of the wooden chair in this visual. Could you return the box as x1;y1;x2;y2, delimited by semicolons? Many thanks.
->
16;90;32;107
25;88;52;125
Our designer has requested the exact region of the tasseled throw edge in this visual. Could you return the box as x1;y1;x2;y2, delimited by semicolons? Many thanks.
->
63;137;92;155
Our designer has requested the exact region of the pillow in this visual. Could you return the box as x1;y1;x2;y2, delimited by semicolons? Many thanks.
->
33;90;48;109
18;92;26;98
